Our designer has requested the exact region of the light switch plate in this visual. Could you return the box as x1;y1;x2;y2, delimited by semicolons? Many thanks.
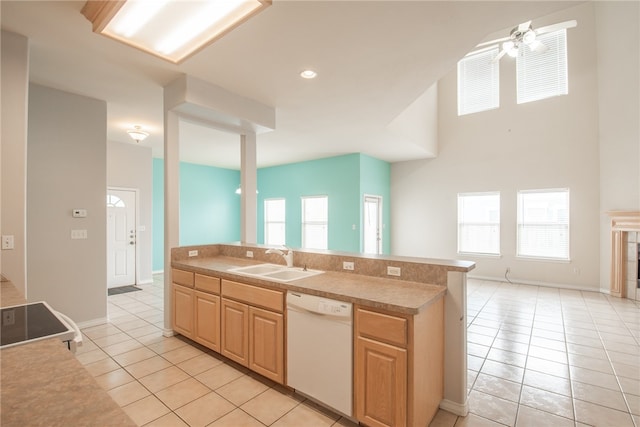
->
1;235;15;250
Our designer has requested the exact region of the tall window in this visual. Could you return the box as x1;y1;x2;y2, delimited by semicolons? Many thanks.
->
517;29;568;104
517;189;569;260
457;192;500;255
457;47;499;116
301;196;328;250
264;198;285;246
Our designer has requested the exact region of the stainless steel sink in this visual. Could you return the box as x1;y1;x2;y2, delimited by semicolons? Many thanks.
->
228;264;323;282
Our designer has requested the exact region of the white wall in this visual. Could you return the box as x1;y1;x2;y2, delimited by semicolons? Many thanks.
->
27;84;108;324
594;1;640;292
107;141;154;284
391;3;604;290
0;31;29;294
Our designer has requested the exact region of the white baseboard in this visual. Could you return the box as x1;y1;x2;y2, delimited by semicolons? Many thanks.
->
440;398;468;416
76;317;109;329
137;279;153;285
152;270;165;275
162;328;175;338
468;275;601;293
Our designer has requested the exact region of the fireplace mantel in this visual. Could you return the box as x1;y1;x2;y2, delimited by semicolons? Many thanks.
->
607;211;640;298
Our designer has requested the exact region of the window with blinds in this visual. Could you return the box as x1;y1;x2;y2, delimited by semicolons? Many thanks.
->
301;195;328;250
457;47;500;116
517;29;568;104
457;192;500;255
517;189;569;260
264;198;286;246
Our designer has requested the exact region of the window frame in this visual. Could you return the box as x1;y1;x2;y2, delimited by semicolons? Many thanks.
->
301;195;328;250
516;188;570;261
457;191;501;256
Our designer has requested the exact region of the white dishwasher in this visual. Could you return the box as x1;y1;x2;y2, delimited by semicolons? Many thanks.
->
286;291;353;417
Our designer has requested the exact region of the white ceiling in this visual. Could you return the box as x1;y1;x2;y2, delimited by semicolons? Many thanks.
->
1;0;580;169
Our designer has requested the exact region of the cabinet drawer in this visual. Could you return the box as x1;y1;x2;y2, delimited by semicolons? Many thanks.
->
172;268;194;287
195;274;220;294
222;280;283;313
356;308;407;348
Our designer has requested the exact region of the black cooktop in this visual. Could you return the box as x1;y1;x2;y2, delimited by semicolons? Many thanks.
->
1;302;72;348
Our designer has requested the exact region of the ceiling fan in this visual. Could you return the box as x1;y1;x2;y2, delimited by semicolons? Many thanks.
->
476;19;577;62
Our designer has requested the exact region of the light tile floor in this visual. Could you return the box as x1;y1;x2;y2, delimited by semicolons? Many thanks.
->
76;276;640;426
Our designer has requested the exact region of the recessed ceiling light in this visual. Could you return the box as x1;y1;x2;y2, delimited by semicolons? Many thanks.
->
81;0;271;64
300;70;318;79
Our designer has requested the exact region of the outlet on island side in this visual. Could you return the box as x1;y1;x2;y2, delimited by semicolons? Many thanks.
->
387;266;401;277
246;251;254;258
343;261;354;271
188;250;198;257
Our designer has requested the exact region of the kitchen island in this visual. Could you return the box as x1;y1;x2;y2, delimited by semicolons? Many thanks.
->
170;243;475;426
0;278;135;427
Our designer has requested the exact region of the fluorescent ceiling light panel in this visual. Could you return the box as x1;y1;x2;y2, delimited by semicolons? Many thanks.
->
82;0;270;64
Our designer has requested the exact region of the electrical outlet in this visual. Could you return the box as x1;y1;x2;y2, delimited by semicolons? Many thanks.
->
2;309;15;326
343;261;354;271
188;250;198;257
70;229;87;239
246;251;254;258
387;266;401;277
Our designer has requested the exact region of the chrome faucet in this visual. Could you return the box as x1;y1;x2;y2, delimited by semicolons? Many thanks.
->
266;247;293;268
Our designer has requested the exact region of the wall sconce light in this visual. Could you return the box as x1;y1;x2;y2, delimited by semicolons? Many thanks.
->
127;125;149;143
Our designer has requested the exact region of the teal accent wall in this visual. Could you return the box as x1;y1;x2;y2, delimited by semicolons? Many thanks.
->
257;154;391;254
152;159;241;271
152;154;391;270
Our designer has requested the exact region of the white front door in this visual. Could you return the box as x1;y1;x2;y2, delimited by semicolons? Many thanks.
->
363;195;382;254
107;189;136;288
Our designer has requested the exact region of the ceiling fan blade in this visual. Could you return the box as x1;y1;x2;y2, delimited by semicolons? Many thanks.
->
517;20;532;32
476;35;510;48
492;47;508;63
535;19;577;35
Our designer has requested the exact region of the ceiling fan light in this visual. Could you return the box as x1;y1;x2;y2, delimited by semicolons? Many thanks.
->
523;29;536;44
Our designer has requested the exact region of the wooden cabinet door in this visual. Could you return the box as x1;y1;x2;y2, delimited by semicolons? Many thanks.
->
249;306;284;384
221;298;249;367
172;284;194;338
355;336;407;427
194;291;220;352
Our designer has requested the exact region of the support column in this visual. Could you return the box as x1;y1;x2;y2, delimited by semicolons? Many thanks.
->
441;271;468;416
163;111;180;335
240;133;257;244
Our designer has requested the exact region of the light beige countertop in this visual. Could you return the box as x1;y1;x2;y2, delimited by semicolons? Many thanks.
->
0;279;136;427
173;255;447;314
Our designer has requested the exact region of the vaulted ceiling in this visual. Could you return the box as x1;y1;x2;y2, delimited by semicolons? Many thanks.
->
1;1;579;168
